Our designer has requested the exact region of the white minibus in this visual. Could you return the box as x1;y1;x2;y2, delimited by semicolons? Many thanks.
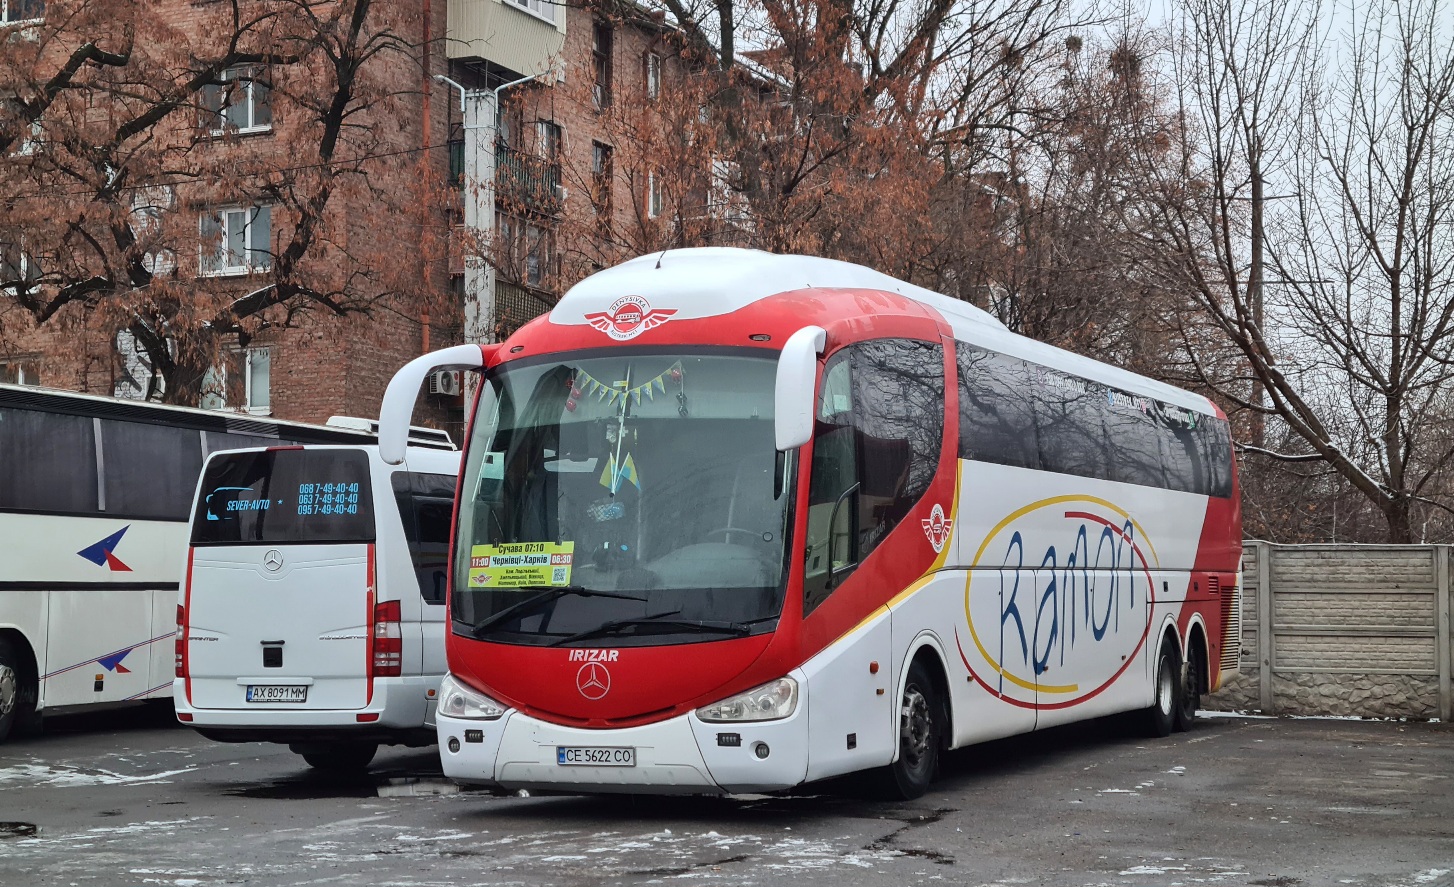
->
174;439;459;771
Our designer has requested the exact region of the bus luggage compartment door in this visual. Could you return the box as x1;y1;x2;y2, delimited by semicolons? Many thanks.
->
185;545;371;711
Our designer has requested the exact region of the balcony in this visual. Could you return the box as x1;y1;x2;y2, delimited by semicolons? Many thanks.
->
447;0;564;77
495;144;562;215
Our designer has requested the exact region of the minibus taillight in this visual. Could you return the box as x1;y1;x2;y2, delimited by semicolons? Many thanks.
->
372;600;402;677
174;604;186;678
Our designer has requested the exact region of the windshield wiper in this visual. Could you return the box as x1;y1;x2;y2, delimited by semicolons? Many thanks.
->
469;586;648;638
549;610;755;646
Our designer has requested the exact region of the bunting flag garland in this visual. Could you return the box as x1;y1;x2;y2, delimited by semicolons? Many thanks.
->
573;362;681;408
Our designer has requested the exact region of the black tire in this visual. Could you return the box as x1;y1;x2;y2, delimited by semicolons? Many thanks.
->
877;659;946;800
1174;642;1202;733
0;638;36;745
1140;639;1180;738
298;742;379;772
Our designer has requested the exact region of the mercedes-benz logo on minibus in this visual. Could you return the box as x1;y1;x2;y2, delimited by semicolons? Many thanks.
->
263;549;284;572
577;662;611;700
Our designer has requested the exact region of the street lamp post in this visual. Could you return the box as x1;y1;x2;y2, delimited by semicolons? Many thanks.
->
434;67;557;346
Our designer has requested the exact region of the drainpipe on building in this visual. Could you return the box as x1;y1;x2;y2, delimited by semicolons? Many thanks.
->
434;67;558;348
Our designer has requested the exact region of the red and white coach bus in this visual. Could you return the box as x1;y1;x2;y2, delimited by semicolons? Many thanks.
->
379;248;1242;799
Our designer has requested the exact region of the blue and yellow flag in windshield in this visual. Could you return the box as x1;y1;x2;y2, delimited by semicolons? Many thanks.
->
599;453;640;492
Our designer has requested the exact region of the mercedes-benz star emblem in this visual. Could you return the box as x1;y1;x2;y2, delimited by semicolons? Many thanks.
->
262;549;284;572
576;662;611;700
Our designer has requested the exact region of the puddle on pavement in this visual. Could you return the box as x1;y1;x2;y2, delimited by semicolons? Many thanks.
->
376;777;461;798
223;770;463;801
0;823;37;839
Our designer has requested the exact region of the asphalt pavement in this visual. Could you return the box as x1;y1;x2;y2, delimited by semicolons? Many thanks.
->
0;704;1450;887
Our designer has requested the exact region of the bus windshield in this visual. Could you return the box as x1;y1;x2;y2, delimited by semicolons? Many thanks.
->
453;350;792;646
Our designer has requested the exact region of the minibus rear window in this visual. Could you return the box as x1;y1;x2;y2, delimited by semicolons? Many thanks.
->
190;448;376;545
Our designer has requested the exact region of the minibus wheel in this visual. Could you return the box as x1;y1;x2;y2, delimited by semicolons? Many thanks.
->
296;742;378;772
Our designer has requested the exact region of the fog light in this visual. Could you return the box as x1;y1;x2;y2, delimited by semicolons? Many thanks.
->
753;742;770;760
448;737;461;753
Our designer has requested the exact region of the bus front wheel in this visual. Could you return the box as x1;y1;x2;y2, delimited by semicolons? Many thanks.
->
877;659;945;800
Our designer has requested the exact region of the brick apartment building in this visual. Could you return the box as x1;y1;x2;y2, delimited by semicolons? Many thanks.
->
0;0;693;439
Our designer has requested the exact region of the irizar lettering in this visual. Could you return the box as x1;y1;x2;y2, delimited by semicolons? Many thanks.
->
567;649;620;662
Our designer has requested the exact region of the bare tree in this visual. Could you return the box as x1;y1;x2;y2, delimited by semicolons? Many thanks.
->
1132;0;1454;542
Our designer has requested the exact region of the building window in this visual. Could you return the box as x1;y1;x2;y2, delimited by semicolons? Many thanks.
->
537;120;561;160
647;171;663;219
645;53;661;101
496;212;554;288
0;238;38;290
202;66;272;134
592;21;613;109
0;0;44;24
198;346;270;412
591;142;613;218
8;117;42;156
201;206;272;276
0;357;39;385
505;0;553;24
245;347;271;413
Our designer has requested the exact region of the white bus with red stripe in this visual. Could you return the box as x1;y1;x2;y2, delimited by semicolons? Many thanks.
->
0;384;379;744
379;248;1243;798
174;442;459;771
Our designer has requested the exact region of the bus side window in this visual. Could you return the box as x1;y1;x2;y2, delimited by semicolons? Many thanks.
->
392;471;458;604
803;340;945;617
100;418;205;520
0;407;99;514
804;355;856;615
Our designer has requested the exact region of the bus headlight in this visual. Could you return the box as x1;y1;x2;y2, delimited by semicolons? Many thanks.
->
438;673;507;721
696;677;798;722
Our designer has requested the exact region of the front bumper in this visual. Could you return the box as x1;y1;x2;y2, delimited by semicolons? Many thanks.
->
437;676;811;795
174;675;439;742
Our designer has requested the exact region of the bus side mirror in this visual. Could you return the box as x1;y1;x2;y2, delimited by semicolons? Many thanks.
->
774;326;826;451
380;344;494;465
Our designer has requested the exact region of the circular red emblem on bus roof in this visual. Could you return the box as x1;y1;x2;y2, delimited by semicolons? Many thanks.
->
584;295;678;341
576;662;611;700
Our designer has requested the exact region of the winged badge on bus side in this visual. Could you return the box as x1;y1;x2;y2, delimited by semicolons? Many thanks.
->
922;504;953;553
584;295;678;341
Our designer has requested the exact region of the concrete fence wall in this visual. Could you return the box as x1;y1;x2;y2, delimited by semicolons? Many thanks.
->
1207;542;1454;721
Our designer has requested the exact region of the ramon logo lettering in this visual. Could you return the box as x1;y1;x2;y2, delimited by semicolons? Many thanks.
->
584;295;677;341
956;496;1158;710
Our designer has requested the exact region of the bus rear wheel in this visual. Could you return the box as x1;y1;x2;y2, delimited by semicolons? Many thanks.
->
877;659;945;800
1174;643;1202;733
1140;639;1180;738
294;742;378;772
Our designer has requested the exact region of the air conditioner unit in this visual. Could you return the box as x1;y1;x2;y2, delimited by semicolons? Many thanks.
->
429;370;463;397
554;184;569;202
